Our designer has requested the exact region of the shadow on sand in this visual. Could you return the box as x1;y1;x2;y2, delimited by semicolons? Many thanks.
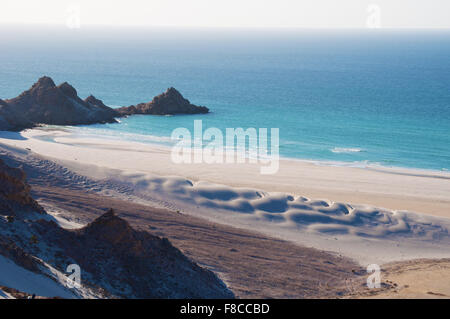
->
0;131;28;140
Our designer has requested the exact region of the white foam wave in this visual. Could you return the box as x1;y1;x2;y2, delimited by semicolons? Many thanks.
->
331;147;363;154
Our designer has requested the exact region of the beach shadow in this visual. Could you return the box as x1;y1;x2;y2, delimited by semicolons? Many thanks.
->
0;131;28;140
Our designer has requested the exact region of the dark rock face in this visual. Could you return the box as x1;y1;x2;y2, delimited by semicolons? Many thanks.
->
117;87;209;116
34;209;234;299
0;76;118;131
57;82;78;98
0;235;41;273
0;159;45;216
84;95;110;109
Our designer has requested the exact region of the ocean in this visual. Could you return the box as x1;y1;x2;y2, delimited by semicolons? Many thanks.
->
1;26;449;171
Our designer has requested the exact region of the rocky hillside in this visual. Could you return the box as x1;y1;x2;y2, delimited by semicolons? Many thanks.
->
0;77;209;131
32;209;233;298
0;159;232;299
0;158;45;217
117;87;209;116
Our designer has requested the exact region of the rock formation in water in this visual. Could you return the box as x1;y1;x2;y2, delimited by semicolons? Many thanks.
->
116;87;209;116
0;77;209;131
0;77;118;131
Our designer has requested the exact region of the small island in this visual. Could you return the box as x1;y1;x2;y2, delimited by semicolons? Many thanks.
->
117;87;209;116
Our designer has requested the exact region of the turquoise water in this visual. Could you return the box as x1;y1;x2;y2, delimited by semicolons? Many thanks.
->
0;27;449;170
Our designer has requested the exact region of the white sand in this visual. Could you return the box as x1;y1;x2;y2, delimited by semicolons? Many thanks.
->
0;255;77;298
1;128;450;265
363;259;450;299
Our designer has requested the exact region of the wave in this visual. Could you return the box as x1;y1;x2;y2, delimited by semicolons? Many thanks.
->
311;159;381;169
65;126;175;145
331;147;363;154
55;125;448;173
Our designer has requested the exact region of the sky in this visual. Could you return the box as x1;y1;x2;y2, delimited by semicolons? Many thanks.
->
0;0;449;28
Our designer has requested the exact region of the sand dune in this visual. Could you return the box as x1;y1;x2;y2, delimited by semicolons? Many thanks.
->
118;173;450;240
101;172;449;264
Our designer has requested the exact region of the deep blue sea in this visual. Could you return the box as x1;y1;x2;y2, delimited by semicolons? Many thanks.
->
1;26;449;171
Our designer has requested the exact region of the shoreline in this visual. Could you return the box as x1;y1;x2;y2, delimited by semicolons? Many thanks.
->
1;127;450;265
61;124;450;175
6;127;450;217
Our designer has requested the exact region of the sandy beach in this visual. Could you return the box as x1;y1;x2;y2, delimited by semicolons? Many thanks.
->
0;127;449;267
0;127;449;298
4;128;450;217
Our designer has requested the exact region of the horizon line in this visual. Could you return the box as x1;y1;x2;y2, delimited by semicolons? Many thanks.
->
2;22;450;30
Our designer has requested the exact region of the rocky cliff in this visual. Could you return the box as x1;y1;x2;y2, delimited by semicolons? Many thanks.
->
0;159;232;299
0;158;45;216
33;209;233;298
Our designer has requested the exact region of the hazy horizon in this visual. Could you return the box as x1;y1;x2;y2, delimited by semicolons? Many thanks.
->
1;0;450;29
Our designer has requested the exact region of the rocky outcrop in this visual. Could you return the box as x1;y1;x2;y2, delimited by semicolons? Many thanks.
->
0;78;209;131
84;95;110;109
0;235;41;273
117;87;209;116
0;76;118;131
0;156;233;298
33;209;234;298
0;159;45;216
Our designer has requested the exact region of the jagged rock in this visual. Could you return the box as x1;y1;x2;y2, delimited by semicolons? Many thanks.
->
33;209;234;298
57;82;78;99
0;159;45;216
0;76;118;131
117;87;209;116
84;95;109;109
